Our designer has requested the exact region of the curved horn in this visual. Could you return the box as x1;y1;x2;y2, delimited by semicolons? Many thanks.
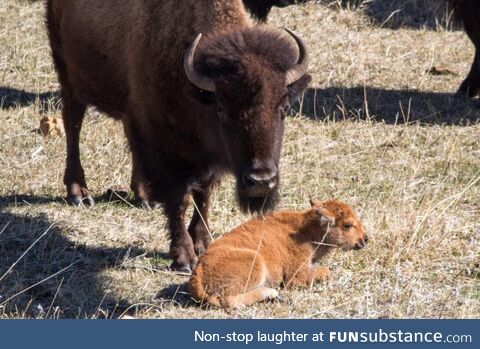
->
184;34;216;92
284;28;309;86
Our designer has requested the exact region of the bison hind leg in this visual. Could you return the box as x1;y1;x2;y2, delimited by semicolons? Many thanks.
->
458;50;480;98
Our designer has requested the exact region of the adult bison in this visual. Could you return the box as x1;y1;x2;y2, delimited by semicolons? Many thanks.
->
243;0;308;22
448;0;480;97
46;0;311;272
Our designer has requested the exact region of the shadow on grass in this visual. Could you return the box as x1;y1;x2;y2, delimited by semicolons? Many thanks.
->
317;0;460;30
0;87;60;112
0;191;139;209
157;283;197;308
3;84;478;126
295;86;480;125
0;195;170;318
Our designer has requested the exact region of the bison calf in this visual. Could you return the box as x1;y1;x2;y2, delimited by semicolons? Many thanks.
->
189;199;368;308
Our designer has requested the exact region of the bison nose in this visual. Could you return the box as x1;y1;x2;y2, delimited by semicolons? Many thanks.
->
242;170;278;192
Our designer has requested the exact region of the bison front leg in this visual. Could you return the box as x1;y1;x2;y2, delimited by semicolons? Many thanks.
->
166;193;198;274
188;178;218;256
62;93;94;207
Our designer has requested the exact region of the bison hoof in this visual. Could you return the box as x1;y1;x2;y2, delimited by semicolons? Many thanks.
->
194;237;212;256
67;194;95;207
267;294;285;304
169;262;192;275
138;200;161;211
194;244;206;257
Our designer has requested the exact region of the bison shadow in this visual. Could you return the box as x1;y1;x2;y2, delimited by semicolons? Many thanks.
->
295;86;480;125
3;84;478;126
0;195;170;318
156;283;196;308
0;86;60;113
316;0;460;30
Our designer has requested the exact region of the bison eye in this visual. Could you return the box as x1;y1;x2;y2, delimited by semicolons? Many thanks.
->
343;224;353;230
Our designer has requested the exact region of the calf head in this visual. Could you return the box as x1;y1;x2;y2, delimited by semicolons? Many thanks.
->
185;28;311;213
308;199;369;251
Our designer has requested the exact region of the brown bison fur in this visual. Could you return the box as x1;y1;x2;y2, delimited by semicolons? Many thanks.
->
448;0;480;97
189;199;368;308
46;0;311;273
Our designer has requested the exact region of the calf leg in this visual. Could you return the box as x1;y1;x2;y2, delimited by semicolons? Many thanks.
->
225;287;279;308
284;265;330;289
166;193;197;273
188;178;218;256
62;92;93;206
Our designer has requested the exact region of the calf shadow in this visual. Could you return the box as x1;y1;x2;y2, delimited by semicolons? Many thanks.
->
0;195;170;318
0;86;60;113
295;86;480;125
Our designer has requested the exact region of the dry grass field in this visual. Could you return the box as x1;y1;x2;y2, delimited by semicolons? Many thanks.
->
0;0;479;319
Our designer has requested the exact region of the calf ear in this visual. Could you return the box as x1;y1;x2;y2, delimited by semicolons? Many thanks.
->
314;207;336;226
310;198;322;207
287;74;311;104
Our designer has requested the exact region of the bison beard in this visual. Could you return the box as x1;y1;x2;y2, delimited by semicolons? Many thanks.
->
237;183;280;214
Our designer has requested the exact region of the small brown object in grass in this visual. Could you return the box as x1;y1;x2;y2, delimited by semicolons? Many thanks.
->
425;65;458;76
39;116;64;137
189;199;369;308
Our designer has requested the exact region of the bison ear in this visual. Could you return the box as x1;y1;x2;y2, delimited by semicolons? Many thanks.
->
287;74;311;104
314;207;336;226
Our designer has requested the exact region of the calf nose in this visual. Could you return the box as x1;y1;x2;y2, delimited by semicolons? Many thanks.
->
354;235;369;250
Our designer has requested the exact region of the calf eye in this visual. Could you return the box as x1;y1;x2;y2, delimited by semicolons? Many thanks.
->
343;224;353;230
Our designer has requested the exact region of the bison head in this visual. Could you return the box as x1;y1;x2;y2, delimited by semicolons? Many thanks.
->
184;28;311;214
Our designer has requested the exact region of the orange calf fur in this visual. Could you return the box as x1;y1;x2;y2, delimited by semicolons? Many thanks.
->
189;199;368;308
